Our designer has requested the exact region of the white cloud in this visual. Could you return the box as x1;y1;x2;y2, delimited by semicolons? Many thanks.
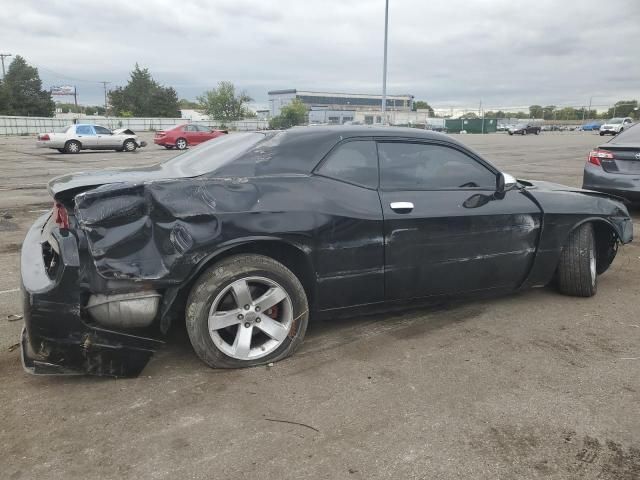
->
2;0;638;110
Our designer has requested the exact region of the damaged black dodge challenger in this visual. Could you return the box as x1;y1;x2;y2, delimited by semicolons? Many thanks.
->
20;126;633;377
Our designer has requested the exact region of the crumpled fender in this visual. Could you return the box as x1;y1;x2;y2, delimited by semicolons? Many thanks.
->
74;178;260;282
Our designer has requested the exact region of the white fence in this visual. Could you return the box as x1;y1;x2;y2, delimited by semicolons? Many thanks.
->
0;116;268;135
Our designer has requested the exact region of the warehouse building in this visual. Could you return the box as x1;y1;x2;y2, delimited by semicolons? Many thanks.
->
268;89;414;124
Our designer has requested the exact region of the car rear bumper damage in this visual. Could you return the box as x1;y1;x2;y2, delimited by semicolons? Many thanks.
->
20;213;162;377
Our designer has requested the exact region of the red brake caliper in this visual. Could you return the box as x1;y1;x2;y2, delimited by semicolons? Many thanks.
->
265;305;279;320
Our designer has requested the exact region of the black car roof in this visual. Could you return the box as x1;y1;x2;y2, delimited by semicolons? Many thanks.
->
283;125;455;141
216;126;466;177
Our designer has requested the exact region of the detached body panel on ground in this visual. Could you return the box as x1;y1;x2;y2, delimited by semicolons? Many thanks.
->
20;126;633;377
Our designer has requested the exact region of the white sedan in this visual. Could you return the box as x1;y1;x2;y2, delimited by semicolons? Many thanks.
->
36;124;147;153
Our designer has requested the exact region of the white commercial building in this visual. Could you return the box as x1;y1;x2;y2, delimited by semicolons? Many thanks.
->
268;89;416;125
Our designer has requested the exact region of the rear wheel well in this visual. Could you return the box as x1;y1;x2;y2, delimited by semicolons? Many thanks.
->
166;241;316;329
207;242;315;304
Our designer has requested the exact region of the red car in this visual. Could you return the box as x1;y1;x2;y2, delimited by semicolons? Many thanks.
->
154;124;228;150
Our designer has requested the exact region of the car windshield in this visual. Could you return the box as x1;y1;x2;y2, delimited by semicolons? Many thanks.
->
515;124;527;128
62;125;74;133
608;118;624;124
160;132;267;176
609;123;640;144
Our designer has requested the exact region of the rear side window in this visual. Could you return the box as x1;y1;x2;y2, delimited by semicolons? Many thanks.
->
76;125;95;135
317;140;379;188
610;123;640;144
378;142;496;190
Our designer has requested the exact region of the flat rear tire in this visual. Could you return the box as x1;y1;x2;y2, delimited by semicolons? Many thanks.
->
185;254;309;369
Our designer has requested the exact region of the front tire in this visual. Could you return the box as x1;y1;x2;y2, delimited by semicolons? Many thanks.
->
123;139;137;152
175;137;188;150
186;254;309;369
64;140;81;154
556;223;597;297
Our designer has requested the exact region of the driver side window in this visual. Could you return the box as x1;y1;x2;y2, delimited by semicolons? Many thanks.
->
94;126;111;135
378;142;496;190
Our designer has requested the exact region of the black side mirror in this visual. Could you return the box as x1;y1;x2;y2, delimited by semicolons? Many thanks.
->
463;193;492;209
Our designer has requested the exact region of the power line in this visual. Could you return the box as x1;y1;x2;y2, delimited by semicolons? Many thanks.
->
37;65;104;84
0;53;12;78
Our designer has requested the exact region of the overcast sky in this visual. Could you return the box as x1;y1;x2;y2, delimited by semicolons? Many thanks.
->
2;0;639;111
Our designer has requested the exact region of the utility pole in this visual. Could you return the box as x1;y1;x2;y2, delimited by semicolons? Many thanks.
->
381;0;389;125
101;81;110;113
0;53;12;78
73;86;78;110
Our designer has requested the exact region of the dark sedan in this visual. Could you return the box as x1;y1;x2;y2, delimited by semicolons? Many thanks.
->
21;127;633;377
508;123;541;135
583;123;640;201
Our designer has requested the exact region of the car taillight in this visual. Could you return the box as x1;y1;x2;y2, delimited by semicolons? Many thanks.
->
52;202;70;229
39;134;50;141
587;149;613;167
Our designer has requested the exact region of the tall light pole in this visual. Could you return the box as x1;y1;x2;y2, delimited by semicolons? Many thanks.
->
101;81;110;113
381;0;389;124
0;53;12;78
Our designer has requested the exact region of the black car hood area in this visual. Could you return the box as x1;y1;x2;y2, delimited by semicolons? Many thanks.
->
522;178;628;203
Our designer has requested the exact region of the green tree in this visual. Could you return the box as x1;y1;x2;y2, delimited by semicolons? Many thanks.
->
483;110;506;118
269;99;308;129
0;55;54;116
0;80;9;113
606;100;638;119
542;105;556;120
529;105;543;119
198;81;253;124
108;64;180;117
412;100;434;116
178;98;202;109
460;112;478;119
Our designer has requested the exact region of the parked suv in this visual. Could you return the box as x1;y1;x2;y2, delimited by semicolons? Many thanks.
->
600;117;634;136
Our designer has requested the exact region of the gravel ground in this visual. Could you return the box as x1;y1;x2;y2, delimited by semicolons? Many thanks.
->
0;131;638;480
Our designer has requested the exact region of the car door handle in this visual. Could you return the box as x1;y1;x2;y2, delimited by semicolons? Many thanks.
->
390;202;414;213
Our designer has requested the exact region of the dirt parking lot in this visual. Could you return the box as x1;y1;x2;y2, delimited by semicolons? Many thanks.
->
1;131;638;479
